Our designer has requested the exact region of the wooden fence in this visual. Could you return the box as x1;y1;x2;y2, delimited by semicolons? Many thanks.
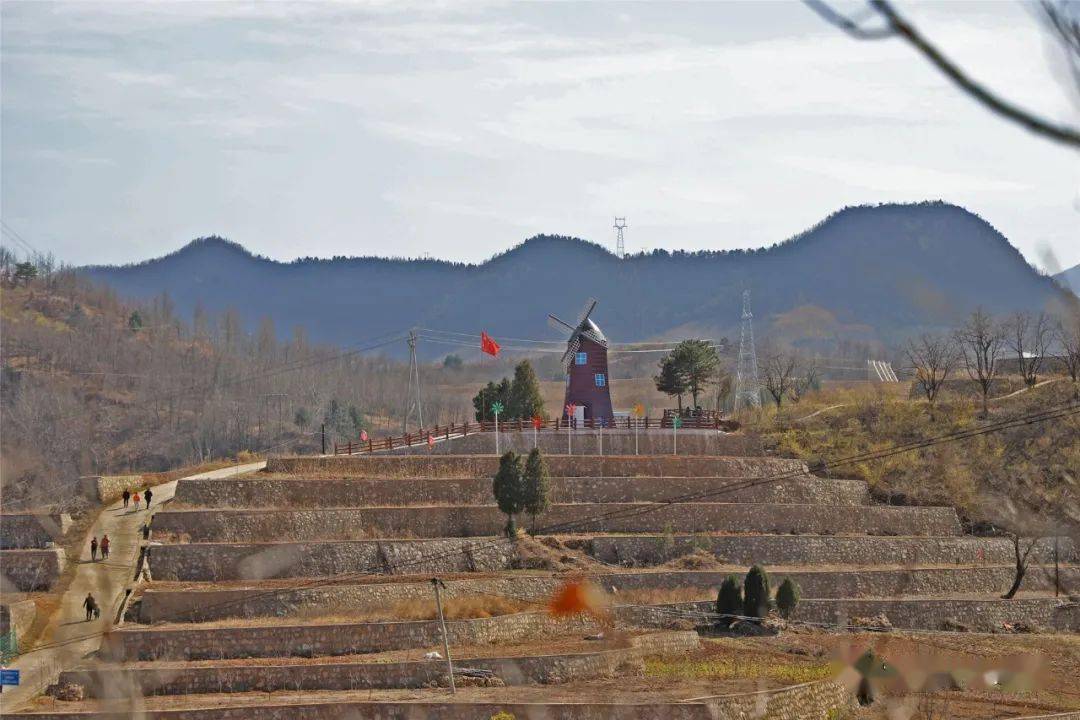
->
333;414;738;456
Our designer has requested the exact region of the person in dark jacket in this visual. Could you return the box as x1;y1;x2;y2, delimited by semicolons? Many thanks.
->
89;536;98;561
144;488;153;508
83;593;97;621
122;489;131;508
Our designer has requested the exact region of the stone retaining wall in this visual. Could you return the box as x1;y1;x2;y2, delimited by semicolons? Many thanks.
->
153;502;960;542
383;429;762;457
109;610;602;661
173;474;869;508
590;534;1076;567
0;513;72;549
77;475;145;504
5;680;854;720
137;564;1075;623
0;597;37;644
0;548;67;591
266;455;805;479
147;538;517;582
62;631;698;698
662;597;1080;633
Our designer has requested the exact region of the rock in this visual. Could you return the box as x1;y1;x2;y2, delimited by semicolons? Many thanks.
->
48;683;85;702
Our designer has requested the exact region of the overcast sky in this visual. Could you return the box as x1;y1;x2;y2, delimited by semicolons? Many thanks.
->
2;1;1078;271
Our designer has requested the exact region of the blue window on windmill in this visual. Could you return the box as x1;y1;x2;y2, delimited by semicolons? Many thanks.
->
576;352;587;365
595;373;606;387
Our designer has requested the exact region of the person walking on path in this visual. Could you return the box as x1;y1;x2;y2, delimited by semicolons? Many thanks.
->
132;492;140;510
83;593;97;622
89;537;98;561
144;488;153;508
100;535;110;560
141;522;151;540
122;489;130;508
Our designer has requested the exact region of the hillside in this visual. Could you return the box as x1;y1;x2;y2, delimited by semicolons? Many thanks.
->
1057;263;1080;294
82;202;1074;357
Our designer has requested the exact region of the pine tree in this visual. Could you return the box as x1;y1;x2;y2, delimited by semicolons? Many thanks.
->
492;451;524;536
508;360;546;420
776;577;801;619
715;575;743;627
743;565;772;618
654;356;686;412
521;448;551;530
473;378;512;422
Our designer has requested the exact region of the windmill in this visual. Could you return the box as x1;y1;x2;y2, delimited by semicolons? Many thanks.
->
549;298;615;424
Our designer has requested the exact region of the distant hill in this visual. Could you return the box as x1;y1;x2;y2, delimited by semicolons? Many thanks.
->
1056;263;1080;295
82;202;1075;357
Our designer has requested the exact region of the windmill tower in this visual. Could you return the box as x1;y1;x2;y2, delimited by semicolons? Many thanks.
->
549;298;614;423
733;290;761;410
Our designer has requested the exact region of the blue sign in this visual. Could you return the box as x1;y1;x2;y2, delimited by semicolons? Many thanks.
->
0;669;19;685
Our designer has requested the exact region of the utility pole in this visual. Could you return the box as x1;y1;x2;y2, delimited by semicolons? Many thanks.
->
403;330;425;434
431;578;455;694
321;423;326;455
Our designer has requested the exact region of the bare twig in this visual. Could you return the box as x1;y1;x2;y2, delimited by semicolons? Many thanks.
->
805;0;1080;148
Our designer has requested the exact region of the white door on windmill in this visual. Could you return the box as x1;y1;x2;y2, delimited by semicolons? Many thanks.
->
573;405;585;425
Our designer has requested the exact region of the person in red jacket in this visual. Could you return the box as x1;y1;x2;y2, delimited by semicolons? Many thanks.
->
100;534;110;560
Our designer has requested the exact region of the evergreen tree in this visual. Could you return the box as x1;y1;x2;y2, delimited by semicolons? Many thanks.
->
508;360;547;420
671;339;720;409
654;356;686;411
715;575;743;627
472;378;512;422
521;448;551;530
492;451;524;536
128;310;144;333
776;577;801;619
293;407;311;429
13;262;37;285
743;565;772;618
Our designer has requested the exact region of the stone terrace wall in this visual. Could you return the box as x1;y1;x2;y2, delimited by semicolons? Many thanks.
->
266;455;806;479
794;597;1080;632
663;597;1079;633
108;610;602;661
0;597;37;643
1;513;72;549
138;565;1073;623
63;631;699;698
154;503;961;542
698;678;852;720
384;429;762;457
148;538;517;582
591;534;1076;567
4;702;721;720
0;548;67;591
174;474;868;508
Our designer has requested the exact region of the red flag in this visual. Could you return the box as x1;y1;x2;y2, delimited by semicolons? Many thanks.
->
480;331;501;357
532;415;543;430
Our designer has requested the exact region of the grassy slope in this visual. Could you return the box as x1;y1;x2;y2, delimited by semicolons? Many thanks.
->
743;380;1080;539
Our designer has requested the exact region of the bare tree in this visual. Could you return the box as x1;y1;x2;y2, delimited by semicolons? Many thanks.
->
804;0;1080;148
1005;311;1052;388
904;333;957;418
954;308;1003;416
1002;532;1042;600
760;347;803;410
787;356;820;404
1056;313;1080;395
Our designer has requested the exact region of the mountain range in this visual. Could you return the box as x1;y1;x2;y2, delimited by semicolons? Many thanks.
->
82;202;1076;358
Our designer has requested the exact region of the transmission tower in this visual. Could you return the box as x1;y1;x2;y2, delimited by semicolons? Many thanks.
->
733;290;761;411
613;217;627;259
403;330;424;433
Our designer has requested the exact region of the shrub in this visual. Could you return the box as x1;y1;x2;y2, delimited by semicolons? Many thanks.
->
776;577;801;618
715;575;743;626
743;565;772;618
492;451;524;536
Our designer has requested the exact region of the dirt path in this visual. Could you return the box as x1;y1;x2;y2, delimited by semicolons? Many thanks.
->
0;462;265;711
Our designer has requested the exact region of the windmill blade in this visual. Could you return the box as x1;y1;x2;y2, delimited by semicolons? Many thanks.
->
576;298;598;327
581;328;606;346
548;314;575;335
561;336;581;370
